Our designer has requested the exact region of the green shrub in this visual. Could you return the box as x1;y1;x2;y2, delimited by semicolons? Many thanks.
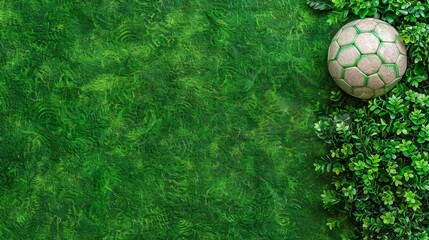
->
315;88;429;239
310;0;429;239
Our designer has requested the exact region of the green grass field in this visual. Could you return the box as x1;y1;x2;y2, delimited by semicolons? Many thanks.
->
0;0;348;239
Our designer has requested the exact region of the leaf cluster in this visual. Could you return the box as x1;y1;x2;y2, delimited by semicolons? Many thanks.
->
315;87;429;239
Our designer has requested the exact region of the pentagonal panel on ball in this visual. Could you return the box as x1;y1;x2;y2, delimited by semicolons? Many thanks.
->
355;33;380;54
337;45;360;67
366;74;385;89
395;38;407;55
357;54;382;75
328;41;340;60
372;18;385;24
337;27;358;46
396;55;407;77
333;29;343;42
377;42;400;64
343;19;360;29
355;19;377;32
334;78;353;93
378;64;398;84
385;78;401;91
374;88;387;97
353;87;374;99
328;60;344;80
374;23;397;42
361;92;375;100
344;67;366;87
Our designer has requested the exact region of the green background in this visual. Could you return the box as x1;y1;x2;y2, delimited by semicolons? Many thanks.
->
0;0;345;239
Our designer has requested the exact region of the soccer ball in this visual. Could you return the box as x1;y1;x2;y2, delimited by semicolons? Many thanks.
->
328;18;407;99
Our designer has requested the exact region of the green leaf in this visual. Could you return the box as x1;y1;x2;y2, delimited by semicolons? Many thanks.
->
414;63;426;75
326;218;342;230
359;8;369;18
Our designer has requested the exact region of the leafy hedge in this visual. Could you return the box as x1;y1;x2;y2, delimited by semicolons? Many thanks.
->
309;0;429;239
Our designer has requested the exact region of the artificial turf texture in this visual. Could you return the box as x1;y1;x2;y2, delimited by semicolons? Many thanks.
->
0;0;346;239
